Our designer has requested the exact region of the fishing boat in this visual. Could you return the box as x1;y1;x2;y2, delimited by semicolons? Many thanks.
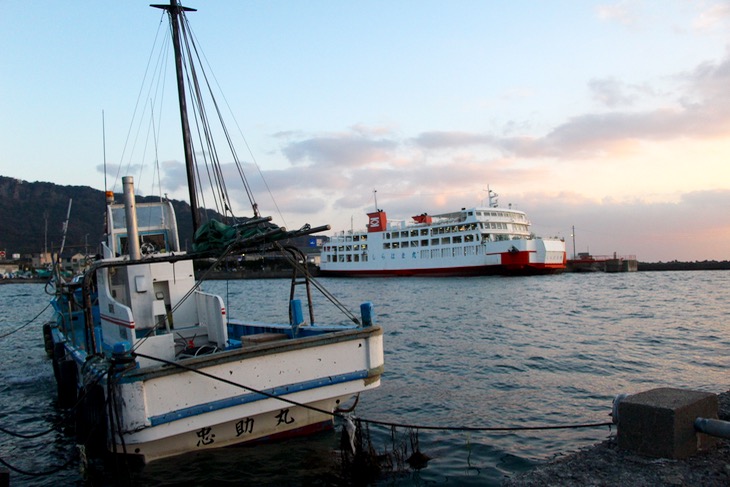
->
320;189;566;277
43;1;383;464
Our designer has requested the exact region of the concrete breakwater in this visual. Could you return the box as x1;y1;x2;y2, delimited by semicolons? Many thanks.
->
504;390;730;486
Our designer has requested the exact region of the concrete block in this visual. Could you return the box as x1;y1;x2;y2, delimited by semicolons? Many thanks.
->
617;387;719;459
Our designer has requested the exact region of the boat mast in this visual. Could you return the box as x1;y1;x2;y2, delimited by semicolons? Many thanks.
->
152;0;200;233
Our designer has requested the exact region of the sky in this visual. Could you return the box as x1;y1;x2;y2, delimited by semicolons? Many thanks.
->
2;1;730;262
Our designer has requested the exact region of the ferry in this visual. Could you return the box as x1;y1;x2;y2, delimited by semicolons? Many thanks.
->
320;190;566;277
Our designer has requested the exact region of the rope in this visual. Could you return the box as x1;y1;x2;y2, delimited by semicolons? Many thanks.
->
0;302;51;339
0;453;76;477
133;352;613;434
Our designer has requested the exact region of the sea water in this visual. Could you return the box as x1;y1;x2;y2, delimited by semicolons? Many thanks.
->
0;271;728;486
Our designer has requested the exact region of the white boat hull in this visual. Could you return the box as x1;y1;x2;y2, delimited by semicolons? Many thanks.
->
60;325;383;463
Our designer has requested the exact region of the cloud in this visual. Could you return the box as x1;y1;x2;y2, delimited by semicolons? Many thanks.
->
412;131;497;149
595;2;637;26
280;130;399;167
524;189;730;261
693;3;730;31
588;77;638;107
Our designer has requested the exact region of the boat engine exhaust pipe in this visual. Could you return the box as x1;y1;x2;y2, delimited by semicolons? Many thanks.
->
122;176;141;261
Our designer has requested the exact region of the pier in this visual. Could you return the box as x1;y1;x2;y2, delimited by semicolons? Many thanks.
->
566;252;638;273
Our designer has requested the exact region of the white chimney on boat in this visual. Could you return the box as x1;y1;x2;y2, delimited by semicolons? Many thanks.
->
122;176;141;260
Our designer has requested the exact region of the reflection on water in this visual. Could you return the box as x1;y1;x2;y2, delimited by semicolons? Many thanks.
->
1;271;729;485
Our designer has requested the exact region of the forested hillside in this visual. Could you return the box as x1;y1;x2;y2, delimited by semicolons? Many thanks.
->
0;176;196;256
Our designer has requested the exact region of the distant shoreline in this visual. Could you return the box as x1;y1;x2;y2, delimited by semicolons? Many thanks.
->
637;261;730;271
1;262;728;284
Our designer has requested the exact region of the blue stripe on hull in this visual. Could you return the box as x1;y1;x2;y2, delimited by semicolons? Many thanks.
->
149;369;370;426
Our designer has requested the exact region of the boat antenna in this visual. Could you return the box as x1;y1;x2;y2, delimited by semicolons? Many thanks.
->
152;0;201;233
102;110;107;195
373;189;378;212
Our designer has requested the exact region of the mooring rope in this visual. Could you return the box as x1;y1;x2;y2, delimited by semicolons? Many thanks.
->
0;302;51;340
134;352;614;433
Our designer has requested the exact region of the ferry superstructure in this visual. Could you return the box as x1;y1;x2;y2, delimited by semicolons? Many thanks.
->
320;192;566;277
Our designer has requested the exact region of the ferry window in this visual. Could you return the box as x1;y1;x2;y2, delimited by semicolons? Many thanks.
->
384;243;391;249
410;240;418;247
420;229;428;236
468;211;473;216
453;236;462;243
361;235;367;241
401;231;408;238
421;250;429;259
353;235;360;242
346;255;352;262
441;249;449;258
421;239;429;246
431;249;439;258
465;234;474;242
346;245;352;251
362;254;368;262
441;237;450;245
385;233;391;239
354;255;360;262
393;242;400;249
401;241;409;248
431;238;439;246
338;255;345;262
354;244;360;250
362;244;368;250
410;230;418;237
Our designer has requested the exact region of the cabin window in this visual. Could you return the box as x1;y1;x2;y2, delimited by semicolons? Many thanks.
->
421;239;429;247
420;229;428;236
441;237;450;245
410;230;419;237
453;236;462;243
384;243;391;249
401;231;409;238
431;238;439;246
393;242;400;249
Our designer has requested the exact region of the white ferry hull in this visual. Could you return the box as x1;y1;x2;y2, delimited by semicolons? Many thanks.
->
321;241;565;276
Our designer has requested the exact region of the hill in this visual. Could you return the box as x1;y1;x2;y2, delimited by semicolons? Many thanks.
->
0;176;198;256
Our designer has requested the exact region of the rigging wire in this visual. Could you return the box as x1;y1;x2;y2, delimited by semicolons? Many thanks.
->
113;14;168;194
187;25;285;225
